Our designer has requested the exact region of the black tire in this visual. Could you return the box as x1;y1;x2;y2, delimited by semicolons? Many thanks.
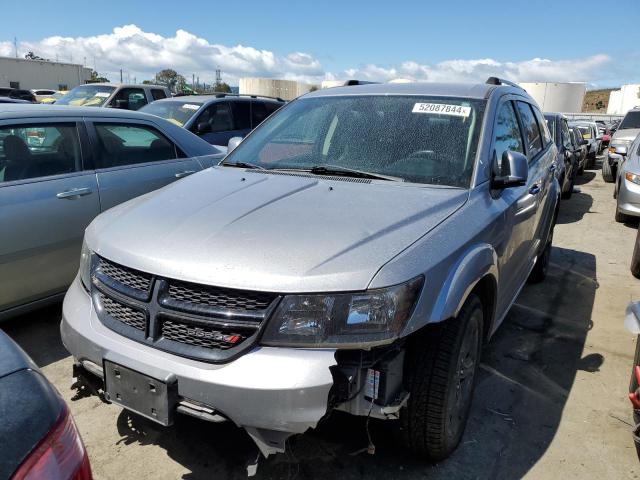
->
561;173;574;200
399;294;483;461
529;227;553;283
602;157;614;183
632;227;640;279
578;163;584;175
615;207;630;224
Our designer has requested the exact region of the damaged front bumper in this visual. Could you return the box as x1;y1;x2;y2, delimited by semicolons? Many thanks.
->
61;277;337;459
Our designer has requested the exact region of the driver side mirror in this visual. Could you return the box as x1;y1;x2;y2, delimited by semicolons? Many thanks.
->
580;139;588;146
491;150;528;189
196;122;212;134
227;136;243;153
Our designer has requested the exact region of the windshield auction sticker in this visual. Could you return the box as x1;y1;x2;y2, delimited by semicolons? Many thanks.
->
182;104;200;110
94;92;111;98
412;103;471;117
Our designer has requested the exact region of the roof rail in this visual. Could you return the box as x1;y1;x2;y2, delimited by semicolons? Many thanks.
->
191;92;286;102
344;80;379;86
485;77;524;90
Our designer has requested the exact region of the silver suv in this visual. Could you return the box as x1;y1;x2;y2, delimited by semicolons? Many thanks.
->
603;107;640;182
61;78;559;471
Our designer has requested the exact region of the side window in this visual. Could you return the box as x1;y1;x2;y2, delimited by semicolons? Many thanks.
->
251;101;268;128
560;120;572;150
265;102;283;115
93;123;177;168
0;123;80;183
492;101;525;167
533;107;551;145
515;101;543;161
110;88;148;111
151;89;167;100
231;101;251;130
195;103;234;133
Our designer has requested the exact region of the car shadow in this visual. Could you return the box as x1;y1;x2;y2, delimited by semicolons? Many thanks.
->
574;170;596;186
111;245;598;480
555;192;594;224
1;303;69;368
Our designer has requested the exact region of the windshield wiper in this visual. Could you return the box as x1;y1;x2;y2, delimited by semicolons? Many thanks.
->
219;160;265;170
304;165;402;182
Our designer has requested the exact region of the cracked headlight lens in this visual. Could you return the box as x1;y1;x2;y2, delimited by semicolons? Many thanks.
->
260;276;423;348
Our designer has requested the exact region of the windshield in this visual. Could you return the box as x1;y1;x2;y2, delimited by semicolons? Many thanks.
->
572;125;592;139
55;85;116;107
139;101;202;127
619;111;640;130
225;95;484;187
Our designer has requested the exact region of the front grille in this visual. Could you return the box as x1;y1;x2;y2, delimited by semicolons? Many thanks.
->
100;294;146;331
97;257;151;293
92;256;280;363
167;280;276;311
161;318;252;350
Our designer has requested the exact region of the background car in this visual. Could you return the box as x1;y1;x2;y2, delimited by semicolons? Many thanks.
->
39;91;68;104
604;108;640;183
55;83;170;111
140;94;285;146
0;329;92;479
0;88;36;103
569;120;600;168
614;132;640;223
0;105;224;320
570;125;589;173
545;112;579;198
30;88;57;103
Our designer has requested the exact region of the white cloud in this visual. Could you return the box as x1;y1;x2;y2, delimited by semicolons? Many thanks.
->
0;25;614;87
343;54;612;85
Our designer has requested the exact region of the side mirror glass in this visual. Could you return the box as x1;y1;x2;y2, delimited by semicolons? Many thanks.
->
491;150;528;189
625;301;640;334
197;122;212;134
227;136;243;153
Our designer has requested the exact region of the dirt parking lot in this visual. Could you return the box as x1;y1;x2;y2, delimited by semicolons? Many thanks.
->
4;157;640;480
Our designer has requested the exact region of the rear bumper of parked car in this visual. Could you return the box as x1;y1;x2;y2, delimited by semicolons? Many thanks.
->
60;277;336;456
618;178;640;217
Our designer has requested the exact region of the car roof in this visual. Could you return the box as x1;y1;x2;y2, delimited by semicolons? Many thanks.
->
0;104;164;120
153;95;282;104
302;82;518;100
544;112;568;119
77;83;167;89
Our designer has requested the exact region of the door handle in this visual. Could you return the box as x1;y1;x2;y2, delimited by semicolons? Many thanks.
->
549;164;557;172
56;187;92;199
529;184;541;195
175;170;196;178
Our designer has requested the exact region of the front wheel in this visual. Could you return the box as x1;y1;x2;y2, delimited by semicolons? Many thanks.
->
602;158;614;183
399;295;483;461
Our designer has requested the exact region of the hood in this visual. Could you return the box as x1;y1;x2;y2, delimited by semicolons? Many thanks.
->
86;167;468;293
612;128;640;142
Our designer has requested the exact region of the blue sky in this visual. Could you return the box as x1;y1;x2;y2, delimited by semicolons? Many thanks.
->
2;0;639;87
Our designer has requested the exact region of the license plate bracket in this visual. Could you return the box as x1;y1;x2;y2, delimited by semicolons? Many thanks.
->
103;361;177;426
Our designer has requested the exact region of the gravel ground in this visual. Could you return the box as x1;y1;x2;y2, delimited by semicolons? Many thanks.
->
3;157;640;479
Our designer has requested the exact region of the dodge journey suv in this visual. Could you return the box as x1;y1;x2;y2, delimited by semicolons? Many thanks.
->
61;78;559;473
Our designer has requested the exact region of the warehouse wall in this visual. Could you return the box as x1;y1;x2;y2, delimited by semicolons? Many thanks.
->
519;82;586;113
606;84;640;115
0;56;92;90
239;77;313;100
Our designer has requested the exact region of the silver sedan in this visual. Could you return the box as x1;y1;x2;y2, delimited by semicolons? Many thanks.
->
615;133;640;222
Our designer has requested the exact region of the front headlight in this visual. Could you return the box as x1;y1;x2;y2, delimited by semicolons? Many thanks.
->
260;276;423;348
79;239;92;291
625;172;640;185
610;140;631;155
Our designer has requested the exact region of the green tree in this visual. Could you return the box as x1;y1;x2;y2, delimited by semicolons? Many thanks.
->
155;69;186;92
213;81;232;93
87;69;109;83
24;51;49;61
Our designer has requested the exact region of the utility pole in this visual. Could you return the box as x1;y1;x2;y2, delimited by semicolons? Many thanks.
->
13;37;17;58
192;73;195;89
120;69;123;83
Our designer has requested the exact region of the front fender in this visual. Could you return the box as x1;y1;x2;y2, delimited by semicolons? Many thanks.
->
429;243;498;323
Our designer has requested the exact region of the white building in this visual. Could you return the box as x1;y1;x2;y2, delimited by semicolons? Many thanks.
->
607;84;640;115
239;78;314;101
518;82;586;113
0;56;92;91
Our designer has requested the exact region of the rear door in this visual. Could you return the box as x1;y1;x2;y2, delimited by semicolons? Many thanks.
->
0;119;99;311
86;119;201;211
